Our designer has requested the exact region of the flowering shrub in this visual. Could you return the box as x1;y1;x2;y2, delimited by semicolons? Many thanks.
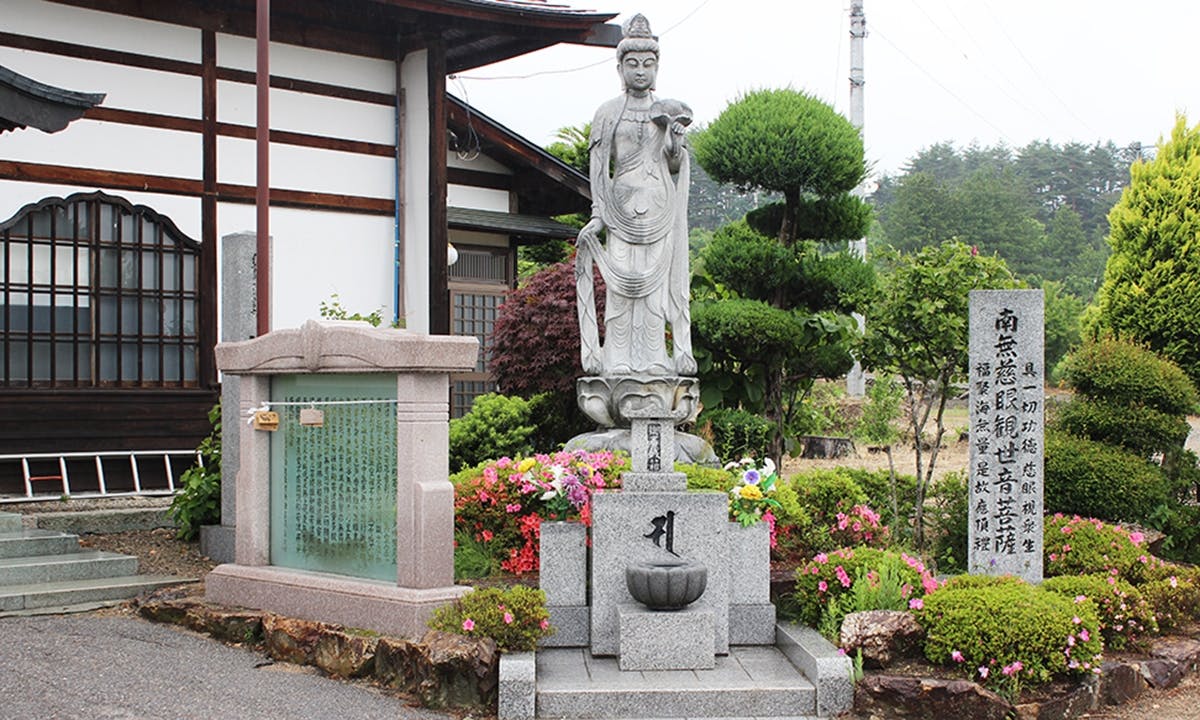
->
450;450;627;575
788;547;940;626
428;586;552;651
1138;562;1200;630
725;457;782;527
1044;514;1156;584
828;504;889;548
1042;573;1158;650
917;576;1103;700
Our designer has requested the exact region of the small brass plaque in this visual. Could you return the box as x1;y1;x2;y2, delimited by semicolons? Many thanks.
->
252;410;280;431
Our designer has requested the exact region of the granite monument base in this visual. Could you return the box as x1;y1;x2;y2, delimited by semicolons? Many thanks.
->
617;604;715;671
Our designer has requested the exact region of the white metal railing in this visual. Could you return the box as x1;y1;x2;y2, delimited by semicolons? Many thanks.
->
0;449;202;503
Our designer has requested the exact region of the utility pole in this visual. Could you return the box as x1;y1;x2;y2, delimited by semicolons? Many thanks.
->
846;0;868;396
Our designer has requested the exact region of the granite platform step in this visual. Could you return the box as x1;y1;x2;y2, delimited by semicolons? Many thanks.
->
534;646;818;719
0;528;81;559
0;550;138;585
0;512;23;533
0;574;193;613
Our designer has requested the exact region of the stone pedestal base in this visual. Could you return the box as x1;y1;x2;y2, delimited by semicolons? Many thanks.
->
199;524;236;564
205;564;467;639
617;604;715;670
730;603;778;645
542;605;590;647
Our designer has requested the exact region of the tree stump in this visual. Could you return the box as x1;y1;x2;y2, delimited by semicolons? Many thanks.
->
800;436;855;459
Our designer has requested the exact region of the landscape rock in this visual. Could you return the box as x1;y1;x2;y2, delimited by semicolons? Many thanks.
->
313;630;378;678
1100;661;1146;705
1140;657;1185;689
1014;675;1098;720
262;614;333;665
1151;637;1200;671
840;610;925;668
374;630;498;709
854;675;1014;720
137;596;264;644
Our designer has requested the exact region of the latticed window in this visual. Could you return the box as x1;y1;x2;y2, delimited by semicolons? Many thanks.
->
448;245;509;417
0;192;201;388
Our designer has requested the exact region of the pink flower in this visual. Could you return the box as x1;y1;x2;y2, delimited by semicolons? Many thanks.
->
922;576;940;595
818;580;828;593
978;666;989;679
835;565;852;588
505;503;522;513
539;619;550;630
1073;616;1082;625
462;618;475;632
481;529;494;542
1062;544;1071;553
1130;531;1145;545
1079;629;1090;642
503;612;514;625
909;598;924;610
1170;576;1179;588
1002;661;1023;676
951;650;964;663
1074;595;1087;604
813;553;828;564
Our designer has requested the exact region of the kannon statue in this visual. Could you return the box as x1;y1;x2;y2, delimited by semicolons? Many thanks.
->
575;13;695;378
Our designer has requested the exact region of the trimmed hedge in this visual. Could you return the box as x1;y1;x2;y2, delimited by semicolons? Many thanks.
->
1044;429;1170;524
1062;338;1198;415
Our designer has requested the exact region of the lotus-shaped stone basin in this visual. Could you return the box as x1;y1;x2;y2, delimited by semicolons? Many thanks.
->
625;559;707;610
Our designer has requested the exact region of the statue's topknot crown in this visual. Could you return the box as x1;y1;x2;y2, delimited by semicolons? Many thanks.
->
617;13;658;59
623;13;653;40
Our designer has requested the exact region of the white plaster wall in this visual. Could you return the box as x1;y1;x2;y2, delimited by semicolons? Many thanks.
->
216;204;395;332
216;80;396;145
6;0;201;62
216;136;393;198
400;50;430;334
0;48;201;117
4;121;202;179
216;34;394;95
447;152;510;174
447;185;510;212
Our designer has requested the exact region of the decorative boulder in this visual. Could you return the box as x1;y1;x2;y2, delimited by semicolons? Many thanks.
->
375;630;498;709
839;610;924;668
855;675;1014;720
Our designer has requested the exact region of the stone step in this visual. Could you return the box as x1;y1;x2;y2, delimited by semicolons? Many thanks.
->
31;507;173;534
534;646;818;718
0;528;81;559
0;550;138;586
0;574;193;613
0;512;23;533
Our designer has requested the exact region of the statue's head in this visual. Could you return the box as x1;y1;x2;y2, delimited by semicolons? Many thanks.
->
617;14;658;92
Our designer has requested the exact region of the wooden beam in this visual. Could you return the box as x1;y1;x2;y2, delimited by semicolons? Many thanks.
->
427;39;449;335
200;28;218;387
0;160;393;214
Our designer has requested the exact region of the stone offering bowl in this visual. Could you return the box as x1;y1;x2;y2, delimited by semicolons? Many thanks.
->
625;558;707;610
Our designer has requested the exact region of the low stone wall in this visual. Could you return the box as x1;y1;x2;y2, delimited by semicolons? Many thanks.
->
137;590;498;710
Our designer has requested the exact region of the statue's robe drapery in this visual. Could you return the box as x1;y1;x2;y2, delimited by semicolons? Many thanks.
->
576;94;693;376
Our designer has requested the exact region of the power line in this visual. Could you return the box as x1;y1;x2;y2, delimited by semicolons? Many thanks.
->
905;0;1062;132
870;23;1015;144
978;0;1099;138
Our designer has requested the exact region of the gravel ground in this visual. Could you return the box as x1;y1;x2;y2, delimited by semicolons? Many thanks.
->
78;527;218;579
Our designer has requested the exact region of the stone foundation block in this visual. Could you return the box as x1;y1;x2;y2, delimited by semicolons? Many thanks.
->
541;605;589;647
539;521;587;606
728;603;776;645
498;651;535;720
617;604;715;671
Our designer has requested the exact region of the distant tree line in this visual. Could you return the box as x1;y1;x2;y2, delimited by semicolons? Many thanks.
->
870;140;1150;302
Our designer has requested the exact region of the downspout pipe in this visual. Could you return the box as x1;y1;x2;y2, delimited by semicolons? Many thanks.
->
255;0;270;336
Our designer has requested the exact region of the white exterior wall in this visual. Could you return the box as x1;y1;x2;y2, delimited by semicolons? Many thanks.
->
0;0;529;338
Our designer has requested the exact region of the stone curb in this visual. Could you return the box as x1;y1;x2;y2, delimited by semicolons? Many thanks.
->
137;593;500;711
853;633;1200;720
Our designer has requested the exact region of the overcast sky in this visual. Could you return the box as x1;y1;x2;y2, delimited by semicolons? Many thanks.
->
454;0;1200;177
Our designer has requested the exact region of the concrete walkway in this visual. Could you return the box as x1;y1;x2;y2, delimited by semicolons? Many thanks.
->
0;613;453;720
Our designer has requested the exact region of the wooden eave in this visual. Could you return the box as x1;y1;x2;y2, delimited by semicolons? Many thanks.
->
51;0;618;72
447;95;590;216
